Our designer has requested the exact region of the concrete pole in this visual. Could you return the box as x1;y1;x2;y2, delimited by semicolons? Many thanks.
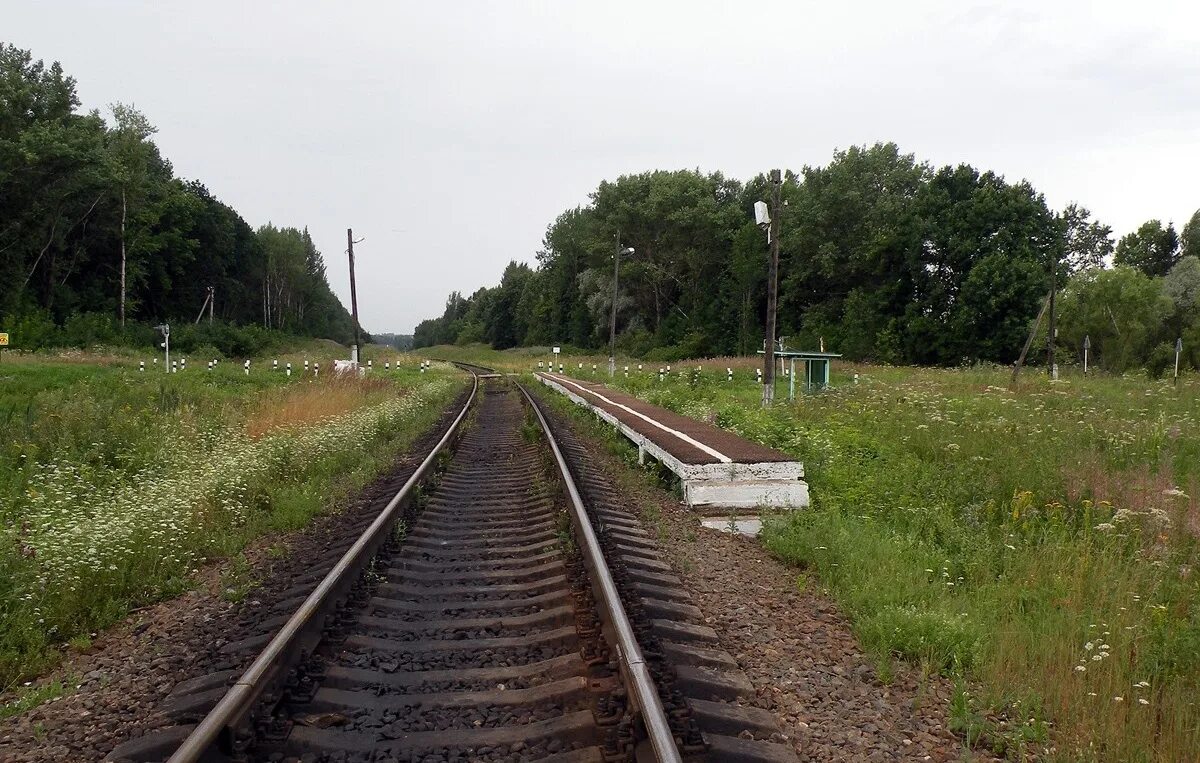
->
762;169;782;407
347;228;361;364
609;232;620;378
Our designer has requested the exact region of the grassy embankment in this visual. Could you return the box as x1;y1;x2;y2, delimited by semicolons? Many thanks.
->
497;347;1200;762
0;347;463;692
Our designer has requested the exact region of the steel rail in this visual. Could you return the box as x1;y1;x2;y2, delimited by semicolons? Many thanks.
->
517;381;683;763
167;371;480;763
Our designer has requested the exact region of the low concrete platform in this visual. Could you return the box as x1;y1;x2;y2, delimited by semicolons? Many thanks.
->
536;373;808;512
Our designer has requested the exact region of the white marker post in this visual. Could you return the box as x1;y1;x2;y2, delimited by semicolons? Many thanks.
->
286;362;292;377
139;361;145;372
304;359;309;373
385;361;390;371
367;360;372;370
1175;337;1182;388
624;365;628;379
273;359;278;372
658;368;664;382
181;358;186;372
171;360;177;374
314;362;319;377
244;359;250;376
727;367;732;382
207;360;213;371
1083;335;1090;375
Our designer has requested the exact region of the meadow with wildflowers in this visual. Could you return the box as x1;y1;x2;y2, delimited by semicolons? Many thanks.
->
0;351;461;686
529;354;1200;762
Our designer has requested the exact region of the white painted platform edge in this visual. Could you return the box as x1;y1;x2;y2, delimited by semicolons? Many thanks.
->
537;374;809;510
685;479;809;510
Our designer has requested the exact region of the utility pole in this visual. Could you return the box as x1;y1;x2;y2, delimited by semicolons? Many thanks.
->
1047;247;1057;379
1011;290;1051;388
208;286;214;324
347;228;362;364
762;169;782;407
609;232;620;378
194;286;215;325
609;233;634;378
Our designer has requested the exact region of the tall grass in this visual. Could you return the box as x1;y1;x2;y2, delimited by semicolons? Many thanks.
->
0;355;461;686
552;361;1200;761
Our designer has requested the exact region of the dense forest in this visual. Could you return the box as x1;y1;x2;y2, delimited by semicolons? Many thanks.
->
372;333;414;351
414;145;1200;374
0;44;357;353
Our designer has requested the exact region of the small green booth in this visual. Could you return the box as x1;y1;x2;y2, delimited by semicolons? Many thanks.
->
757;349;842;399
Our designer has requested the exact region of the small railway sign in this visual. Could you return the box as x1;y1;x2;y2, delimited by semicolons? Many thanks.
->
0;332;8;346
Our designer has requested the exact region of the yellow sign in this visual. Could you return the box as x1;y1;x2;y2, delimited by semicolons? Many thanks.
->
0;333;8;346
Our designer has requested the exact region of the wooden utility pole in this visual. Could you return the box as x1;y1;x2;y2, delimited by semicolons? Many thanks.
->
119;189;126;328
209;286;214;324
1047;249;1057;378
195;286;215;325
1011;290;1052;388
347;228;362;363
762;170;782;407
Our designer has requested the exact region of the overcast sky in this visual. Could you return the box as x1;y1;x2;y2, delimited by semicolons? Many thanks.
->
6;1;1199;333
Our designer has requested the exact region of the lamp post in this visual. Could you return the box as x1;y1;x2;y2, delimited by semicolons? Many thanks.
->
761;169;782;407
609;234;635;377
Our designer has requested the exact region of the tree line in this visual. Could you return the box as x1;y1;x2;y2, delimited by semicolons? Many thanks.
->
414;143;1200;374
0;44;357;354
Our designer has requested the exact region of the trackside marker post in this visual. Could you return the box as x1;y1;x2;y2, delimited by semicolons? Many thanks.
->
244;359;250;376
286;362;291;377
1175;337;1183;388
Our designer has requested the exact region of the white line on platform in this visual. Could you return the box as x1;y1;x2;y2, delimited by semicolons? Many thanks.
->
543;373;732;463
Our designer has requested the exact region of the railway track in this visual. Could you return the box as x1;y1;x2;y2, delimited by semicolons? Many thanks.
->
111;364;793;762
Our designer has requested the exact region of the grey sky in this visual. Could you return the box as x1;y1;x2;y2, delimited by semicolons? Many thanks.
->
6;0;1199;333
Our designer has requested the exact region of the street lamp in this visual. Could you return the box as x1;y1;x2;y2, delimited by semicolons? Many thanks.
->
609;234;635;377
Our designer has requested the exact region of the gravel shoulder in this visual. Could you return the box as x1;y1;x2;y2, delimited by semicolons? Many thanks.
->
548;400;988;762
